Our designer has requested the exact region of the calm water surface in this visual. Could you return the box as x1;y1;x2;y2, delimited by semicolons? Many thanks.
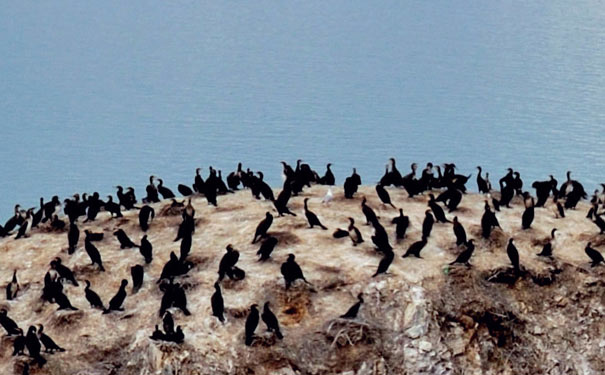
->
1;1;605;216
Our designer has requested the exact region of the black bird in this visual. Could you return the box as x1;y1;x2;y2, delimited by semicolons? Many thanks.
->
348;217;364;245
25;326;46;367
145;175;160;203
163;311;174;335
84;230;104;242
42;196;61;223
402;236;428;258
15;209;33;239
84;280;105;310
179;233;192;261
303;198;328;229
507;239;520;272
319;163;335;185
428;194;450;223
218;244;240;281
131;265;144;293
54;290;78;311
344;169;360;199
452;216;467;246
361;197;378;225
12;328;25;355
273;184;297;216
555;198;565;218
481;202;500;239
178;184;194;197
32;198;44;227
157;178;175;199
67;222;79;254
84;238;105;271
521;194;535;230
6;269;19;300
50;258;78;286
50;215;66;231
0;308;21;335
450;239;475;266
257;236;278;261
104;196;123;218
376;184;396;209
372;249;394;277
167;326;185;344
593;212;605;234
167;282;191;316
140;235;153;263
261;302;283;339
149;325;165;341
392;209;409;240
340;293;363;319
211;282;225;323
227;163;243;190
114;229;139;249
4;204;24;233
370;219;392;252
422;210;435;238
476;166;489;193
245;304;259;346
280;254;309;289
537;229;557;257
585;242;604;267
139;205;155;232
103;279;128;314
252;212;273;243
38;324;65;353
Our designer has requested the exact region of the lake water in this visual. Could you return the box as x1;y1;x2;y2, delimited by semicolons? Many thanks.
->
1;1;605;216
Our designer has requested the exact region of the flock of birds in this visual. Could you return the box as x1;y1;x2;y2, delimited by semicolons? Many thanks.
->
1;159;605;373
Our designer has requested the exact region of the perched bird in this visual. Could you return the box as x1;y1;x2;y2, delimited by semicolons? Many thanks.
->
507;238;520;272
422;211;435;238
537;229;557;258
38;324;65;353
392;209;409;240
280;254;309;289
103;279;128;314
303;198;328;230
218;244;240;281
252;212;273;244
452;217;467;246
321;188;334;205
340;293;363;319
585;242;604;267
375;184;396;209
211;282;225;323
139;235;153;263
261;302;283;339
257;236;278;261
25;326;46;367
12;328;25;356
348;217;364;245
6;269;19;300
450;239;475;266
402;236;428;258
372;249;394;277
0;308;21;335
245;304;259;346
84;280;105;310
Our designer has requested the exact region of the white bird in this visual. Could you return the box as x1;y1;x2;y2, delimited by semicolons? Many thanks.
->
322;188;334;205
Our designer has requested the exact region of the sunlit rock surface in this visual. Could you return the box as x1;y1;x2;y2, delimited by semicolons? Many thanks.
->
1;186;604;374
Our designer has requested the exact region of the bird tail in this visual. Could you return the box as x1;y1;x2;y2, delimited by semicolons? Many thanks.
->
275;330;283;339
245;335;253;346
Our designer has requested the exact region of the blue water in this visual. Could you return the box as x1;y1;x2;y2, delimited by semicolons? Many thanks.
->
1;1;605;216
